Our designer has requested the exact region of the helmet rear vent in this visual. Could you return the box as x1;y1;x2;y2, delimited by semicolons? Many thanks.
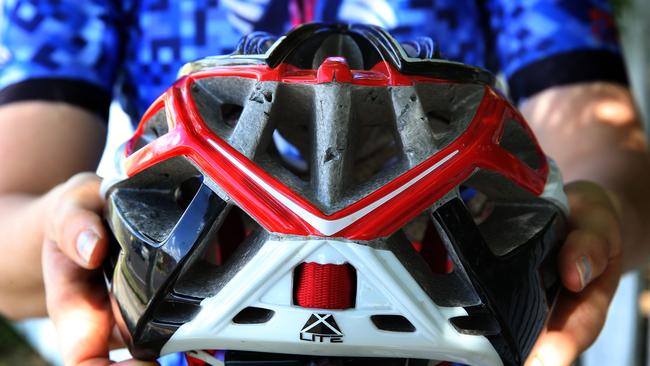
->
232;307;275;324
404;214;454;275
189;206;250;268
174;176;203;210
220;103;243;128
172;206;262;299
211;206;248;266
413;83;485;152
190;77;255;140
152;299;201;325
110;157;203;243
132;108;169;154
499;119;544;170
344;86;404;199
449;313;501;336
426;109;452;140
349;110;401;187
462;171;559;257
266;130;310;180
370;315;416;333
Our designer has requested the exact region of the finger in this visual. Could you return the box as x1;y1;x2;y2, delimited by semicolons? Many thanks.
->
43;240;156;366
526;255;622;366
43;238;114;366
46;174;108;269
525;331;574;366
59;208;108;269
109;324;128;350
565;183;623;258
558;230;609;292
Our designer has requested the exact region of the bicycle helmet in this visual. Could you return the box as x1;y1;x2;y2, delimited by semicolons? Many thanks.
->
102;23;568;366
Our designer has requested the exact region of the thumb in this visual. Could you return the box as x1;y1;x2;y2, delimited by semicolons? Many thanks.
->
42;239;157;366
42;238;113;365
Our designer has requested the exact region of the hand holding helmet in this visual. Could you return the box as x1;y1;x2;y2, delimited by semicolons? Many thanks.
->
41;172;158;366
526;181;623;366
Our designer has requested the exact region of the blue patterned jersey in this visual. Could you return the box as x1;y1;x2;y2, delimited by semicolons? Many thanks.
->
0;0;627;122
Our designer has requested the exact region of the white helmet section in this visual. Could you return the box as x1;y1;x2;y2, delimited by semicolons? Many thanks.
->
97;102;134;197
160;239;503;366
540;157;569;216
99;141;129;198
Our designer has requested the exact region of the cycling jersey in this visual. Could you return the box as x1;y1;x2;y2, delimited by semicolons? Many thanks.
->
0;1;630;365
0;0;627;122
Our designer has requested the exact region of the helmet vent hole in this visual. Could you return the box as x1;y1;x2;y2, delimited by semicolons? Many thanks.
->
109;157;204;243
152;299;201;325
189;78;256;139
350;112;401;186
174;176;203;210
232;307;275;324
462;171;560;257
499;119;544;170
460;187;494;225
404;215;454;274
370;315;416;333
270;130;310;178
172;206;261;298
449;314;501;336
212;207;248;265
132;108;169;154
192;206;249;268
220;103;243;128
426;109;457;149
414;83;485;153
427;110;451;129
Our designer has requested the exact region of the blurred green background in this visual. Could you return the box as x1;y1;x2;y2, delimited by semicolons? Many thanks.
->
0;317;49;366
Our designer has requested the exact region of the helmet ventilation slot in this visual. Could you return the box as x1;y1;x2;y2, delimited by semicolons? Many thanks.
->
190;77;255;140
232;307;275;324
426;109;452;140
267;130;310;180
283;33;368;70
449;312;501;336
172;206;263;299
370;315;416;333
109;158;203;243
424;103;459;150
174;176;203;211
202;206;248;266
413;83;484;152
152;299;201;325
404;214;454;275
220;103;243;128
348;87;403;188
462;171;560;257
349;106;401;187
255;84;313;186
499;119;544;170
131;108;169;154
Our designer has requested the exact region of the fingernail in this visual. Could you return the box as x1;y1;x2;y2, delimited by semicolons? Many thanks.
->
576;255;592;290
77;230;99;264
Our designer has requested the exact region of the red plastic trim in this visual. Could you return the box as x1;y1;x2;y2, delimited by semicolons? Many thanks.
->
183;59;450;86
125;62;548;241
